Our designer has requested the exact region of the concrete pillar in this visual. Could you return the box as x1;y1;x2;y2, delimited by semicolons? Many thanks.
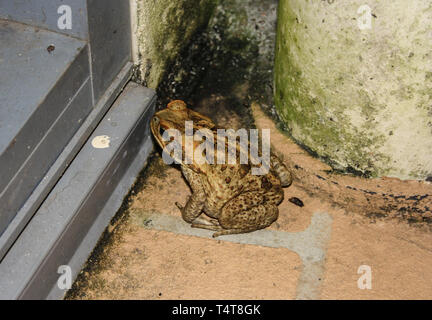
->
274;0;432;180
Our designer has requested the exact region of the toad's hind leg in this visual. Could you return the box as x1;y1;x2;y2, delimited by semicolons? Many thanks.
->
191;223;222;231
214;192;279;237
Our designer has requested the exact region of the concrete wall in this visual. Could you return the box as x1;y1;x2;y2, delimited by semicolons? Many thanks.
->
274;0;432;180
134;0;217;89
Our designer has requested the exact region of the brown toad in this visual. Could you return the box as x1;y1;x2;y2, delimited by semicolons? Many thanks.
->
150;100;293;237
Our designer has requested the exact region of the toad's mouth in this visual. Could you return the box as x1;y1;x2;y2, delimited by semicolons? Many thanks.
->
150;115;165;148
150;115;180;149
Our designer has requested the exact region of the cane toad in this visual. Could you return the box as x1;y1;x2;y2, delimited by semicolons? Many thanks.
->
150;100;292;237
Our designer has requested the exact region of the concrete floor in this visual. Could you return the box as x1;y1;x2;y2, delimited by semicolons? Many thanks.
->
66;104;432;300
65;0;432;300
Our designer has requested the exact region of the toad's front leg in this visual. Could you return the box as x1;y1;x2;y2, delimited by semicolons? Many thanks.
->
176;166;215;226
176;166;206;224
176;167;220;230
175;191;205;224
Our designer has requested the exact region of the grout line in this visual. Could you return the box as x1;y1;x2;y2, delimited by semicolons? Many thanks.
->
137;211;333;300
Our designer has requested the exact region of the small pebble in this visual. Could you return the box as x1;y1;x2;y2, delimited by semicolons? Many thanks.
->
289;197;304;207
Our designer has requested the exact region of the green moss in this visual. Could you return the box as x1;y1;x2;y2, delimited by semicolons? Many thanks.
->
274;0;390;177
274;0;432;180
136;0;218;88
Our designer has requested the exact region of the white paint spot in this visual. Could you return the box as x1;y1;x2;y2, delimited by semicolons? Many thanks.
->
91;135;110;149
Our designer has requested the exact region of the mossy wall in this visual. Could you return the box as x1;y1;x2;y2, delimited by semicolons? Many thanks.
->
275;0;432;180
135;0;217;89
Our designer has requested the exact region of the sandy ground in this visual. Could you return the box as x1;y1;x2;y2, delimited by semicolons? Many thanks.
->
65;103;432;300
